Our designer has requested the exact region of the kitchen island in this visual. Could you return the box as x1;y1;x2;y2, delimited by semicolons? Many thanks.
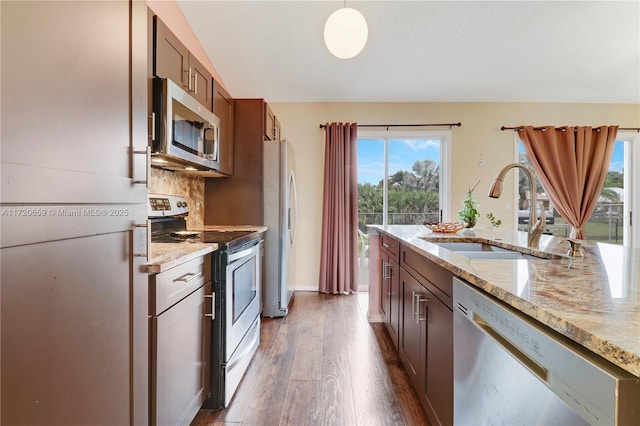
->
369;225;640;378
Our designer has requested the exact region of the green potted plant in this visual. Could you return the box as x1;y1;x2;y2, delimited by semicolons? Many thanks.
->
486;212;502;230
458;182;480;229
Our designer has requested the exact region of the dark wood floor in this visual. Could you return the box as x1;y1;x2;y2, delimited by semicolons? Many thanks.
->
192;292;429;426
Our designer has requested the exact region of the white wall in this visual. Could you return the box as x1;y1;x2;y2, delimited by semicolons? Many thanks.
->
271;102;639;290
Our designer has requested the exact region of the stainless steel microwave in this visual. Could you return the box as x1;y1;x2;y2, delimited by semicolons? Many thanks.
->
151;78;221;174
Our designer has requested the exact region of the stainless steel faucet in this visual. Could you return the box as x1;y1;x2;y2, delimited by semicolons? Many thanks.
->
488;163;544;247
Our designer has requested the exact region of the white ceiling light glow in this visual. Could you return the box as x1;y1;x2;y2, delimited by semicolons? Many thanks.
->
323;7;368;59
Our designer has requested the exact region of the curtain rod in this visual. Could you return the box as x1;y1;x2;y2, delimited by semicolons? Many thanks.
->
501;125;640;132
319;122;462;129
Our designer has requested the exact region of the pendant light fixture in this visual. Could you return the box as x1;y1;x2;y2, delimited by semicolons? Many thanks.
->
323;3;368;59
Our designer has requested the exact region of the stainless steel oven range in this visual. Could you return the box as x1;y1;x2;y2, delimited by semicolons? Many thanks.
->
147;193;263;410
202;229;263;409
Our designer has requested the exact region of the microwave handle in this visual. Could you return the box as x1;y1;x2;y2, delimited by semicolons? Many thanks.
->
214;125;220;162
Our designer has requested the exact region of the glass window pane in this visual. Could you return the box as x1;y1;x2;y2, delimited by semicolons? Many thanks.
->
387;138;441;225
357;139;384;229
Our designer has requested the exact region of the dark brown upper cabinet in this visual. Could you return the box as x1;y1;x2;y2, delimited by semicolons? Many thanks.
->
213;77;234;176
153;16;212;111
264;103;281;141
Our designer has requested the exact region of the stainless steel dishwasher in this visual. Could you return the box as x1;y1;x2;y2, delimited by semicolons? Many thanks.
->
453;278;640;425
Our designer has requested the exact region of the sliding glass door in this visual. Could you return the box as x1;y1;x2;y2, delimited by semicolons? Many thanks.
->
357;130;451;231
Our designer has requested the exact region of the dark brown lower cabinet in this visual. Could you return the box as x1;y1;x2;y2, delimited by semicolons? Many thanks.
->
379;235;400;350
399;249;453;426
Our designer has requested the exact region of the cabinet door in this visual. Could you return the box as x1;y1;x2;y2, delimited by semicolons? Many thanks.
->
153;282;211;426
204;99;264;225
189;54;212;110
380;251;390;321
424;294;453;426
381;251;400;350
154;16;189;89
264;102;276;140
2;0;147;205
213;78;234;175
400;267;426;390
1;234;133;425
274;115;281;140
389;258;401;347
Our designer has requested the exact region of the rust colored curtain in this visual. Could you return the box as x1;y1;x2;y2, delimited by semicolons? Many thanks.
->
318;122;359;294
519;125;618;240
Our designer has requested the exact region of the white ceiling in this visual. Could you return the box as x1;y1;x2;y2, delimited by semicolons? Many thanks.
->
178;0;640;104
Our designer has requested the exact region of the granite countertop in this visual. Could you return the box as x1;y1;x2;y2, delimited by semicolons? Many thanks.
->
369;225;640;379
143;225;268;274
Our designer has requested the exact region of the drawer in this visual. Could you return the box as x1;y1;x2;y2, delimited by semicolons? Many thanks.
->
401;245;453;309
150;254;211;315
380;234;400;259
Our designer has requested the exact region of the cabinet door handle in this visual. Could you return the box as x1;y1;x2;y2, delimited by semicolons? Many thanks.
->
194;72;198;94
188;67;193;91
132;146;150;187
133;220;149;258
382;242;392;249
204;292;215;320
417;297;429;323
412;291;418;318
385;263;393;280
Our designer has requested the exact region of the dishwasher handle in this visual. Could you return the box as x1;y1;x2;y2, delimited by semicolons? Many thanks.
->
471;311;548;383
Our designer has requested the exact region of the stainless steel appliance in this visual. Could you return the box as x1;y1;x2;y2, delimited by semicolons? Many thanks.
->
262;139;297;317
206;233;263;408
147;194;263;410
151;77;221;174
453;278;640;425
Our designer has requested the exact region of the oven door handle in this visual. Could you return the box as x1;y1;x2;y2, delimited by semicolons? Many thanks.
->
227;241;261;263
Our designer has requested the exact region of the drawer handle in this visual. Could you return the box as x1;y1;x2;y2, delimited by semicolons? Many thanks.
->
382;242;392;249
174;272;202;283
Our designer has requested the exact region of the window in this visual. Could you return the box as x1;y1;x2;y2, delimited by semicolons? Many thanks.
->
516;132;637;246
357;130;451;232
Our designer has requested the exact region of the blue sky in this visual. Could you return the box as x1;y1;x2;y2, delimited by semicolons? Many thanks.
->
357;138;440;184
358;139;624;184
609;141;624;172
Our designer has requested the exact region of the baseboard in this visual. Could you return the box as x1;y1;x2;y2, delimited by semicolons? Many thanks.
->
295;284;370;293
368;313;384;323
294;284;319;292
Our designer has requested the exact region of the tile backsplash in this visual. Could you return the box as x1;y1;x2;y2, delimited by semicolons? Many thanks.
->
149;168;204;229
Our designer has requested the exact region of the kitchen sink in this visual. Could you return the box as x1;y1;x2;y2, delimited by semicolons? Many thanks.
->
425;240;560;260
